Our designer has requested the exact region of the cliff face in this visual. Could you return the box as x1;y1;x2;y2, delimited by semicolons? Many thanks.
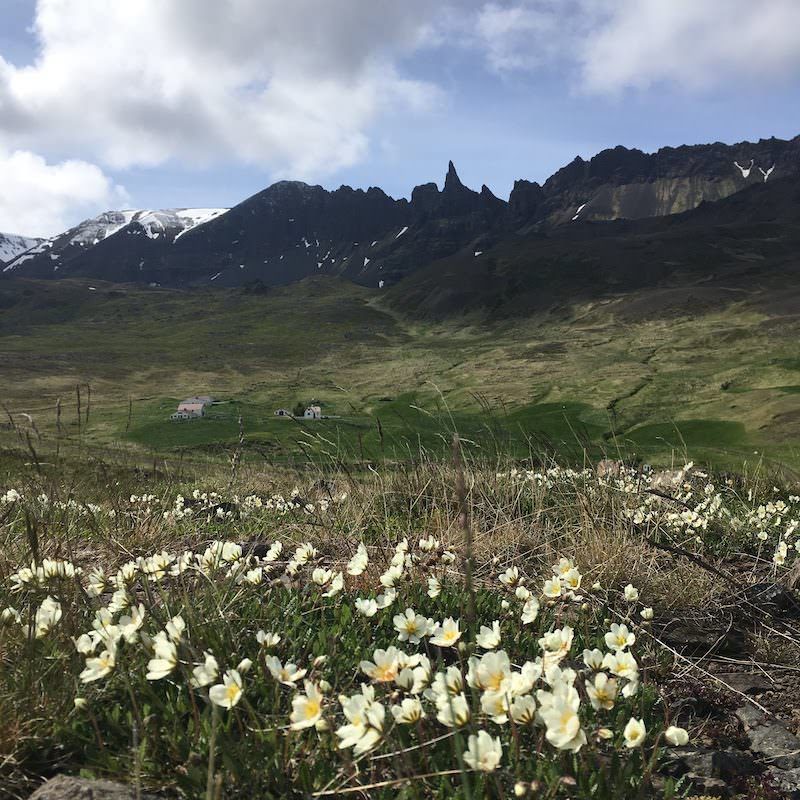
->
534;136;800;224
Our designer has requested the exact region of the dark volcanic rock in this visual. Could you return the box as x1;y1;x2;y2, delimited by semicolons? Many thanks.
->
736;704;800;770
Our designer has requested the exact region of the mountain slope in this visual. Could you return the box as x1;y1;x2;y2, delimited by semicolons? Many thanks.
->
2;132;799;293
386;175;800;319
0;233;43;266
2;209;227;278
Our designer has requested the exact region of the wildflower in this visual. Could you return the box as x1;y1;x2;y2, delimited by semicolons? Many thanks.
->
290;681;324;730
165;615;186;643
237;657;253;674
521;597;539;625
360;647;401;682
1;607;21;626
265;656;307;686
256;630;281;647
481;689;510;723
582;648;604;670
80;648;116;683
380;563;403;588
428;665;464;699
475;620;501;650
665;725;689;746
427;576;441;598
347;543;369;575
542;577;562;599
553;557;575;576
540;696;586;752
463;730;502;772
562;568;582;592
468;651;512;692
499;566;521;587
602;651;639;683
441;550;456;564
74;633;96;655
73;697;88;710
604;623;635;652
118;604;145;644
539;626;574;667
355;598;378;617
191;652;219;687
510;694;537;724
34;596;62;638
640;607;654;621
623;717;646;748
209;670;243;709
623;584;639;602
597;727;614;740
418;535;439;552
244;567;263;584
322;572;344;597
435;693;471;727
146;633;179;680
391;697;425;724
430;617;461;647
585;673;618;711
394;609;433;644
375;588;397;609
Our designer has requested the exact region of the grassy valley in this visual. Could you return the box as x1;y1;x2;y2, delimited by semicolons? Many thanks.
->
1;275;800;472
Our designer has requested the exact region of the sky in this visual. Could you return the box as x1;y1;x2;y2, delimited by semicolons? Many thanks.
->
1;0;799;237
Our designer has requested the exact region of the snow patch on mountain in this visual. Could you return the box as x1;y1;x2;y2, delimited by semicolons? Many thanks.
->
0;233;44;264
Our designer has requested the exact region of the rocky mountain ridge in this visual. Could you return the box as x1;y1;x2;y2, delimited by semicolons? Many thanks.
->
3;132;798;293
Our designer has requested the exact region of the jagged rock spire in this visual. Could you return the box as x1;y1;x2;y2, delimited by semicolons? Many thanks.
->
444;160;463;191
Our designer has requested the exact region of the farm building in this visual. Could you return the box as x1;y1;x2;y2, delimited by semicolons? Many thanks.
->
274;408;292;417
304;405;322;419
170;396;214;421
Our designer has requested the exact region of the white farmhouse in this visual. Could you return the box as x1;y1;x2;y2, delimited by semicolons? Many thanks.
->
303;405;322;419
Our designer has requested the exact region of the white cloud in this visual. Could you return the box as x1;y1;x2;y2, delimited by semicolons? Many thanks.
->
0;0;441;177
469;0;800;92
0;148;127;237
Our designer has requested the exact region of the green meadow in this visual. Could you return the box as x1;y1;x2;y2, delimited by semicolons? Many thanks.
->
1;275;799;472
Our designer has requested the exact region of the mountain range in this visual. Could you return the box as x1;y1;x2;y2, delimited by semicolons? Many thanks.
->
2;132;799;316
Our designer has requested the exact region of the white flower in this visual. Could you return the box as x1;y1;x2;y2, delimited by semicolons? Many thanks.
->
34;596;62;638
623;717;646;748
427;576;441;598
463;730;502;772
347;543;369;575
360;647;401;683
539;696;586;752
604;623;635;652
118;604;145;643
80;648;116;683
582;648;604;670
640;607;654;621
391;697;425;724
542;577;562;599
146;632;178;680
430;617;461;647
209;670;243;709
237;657;253;674
165;615;186;642
538;626;574;667
435;692;471;727
510;694;537;724
265;656;307;686
499;566;520;587
665;725;689;746
191;652;219;687
585;672;618;711
375;588;397;609
467;651;512;692
290;681;323;730
394;609;432;644
256;630;281;647
475;621;501;650
521;597;539;625
623;584;639;602
355;598;378;617
322;572;344;598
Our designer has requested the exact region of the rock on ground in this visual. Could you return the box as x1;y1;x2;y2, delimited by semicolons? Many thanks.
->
28;775;160;799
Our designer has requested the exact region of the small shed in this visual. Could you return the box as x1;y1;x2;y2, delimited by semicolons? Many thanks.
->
303;405;322;419
274;408;292;417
